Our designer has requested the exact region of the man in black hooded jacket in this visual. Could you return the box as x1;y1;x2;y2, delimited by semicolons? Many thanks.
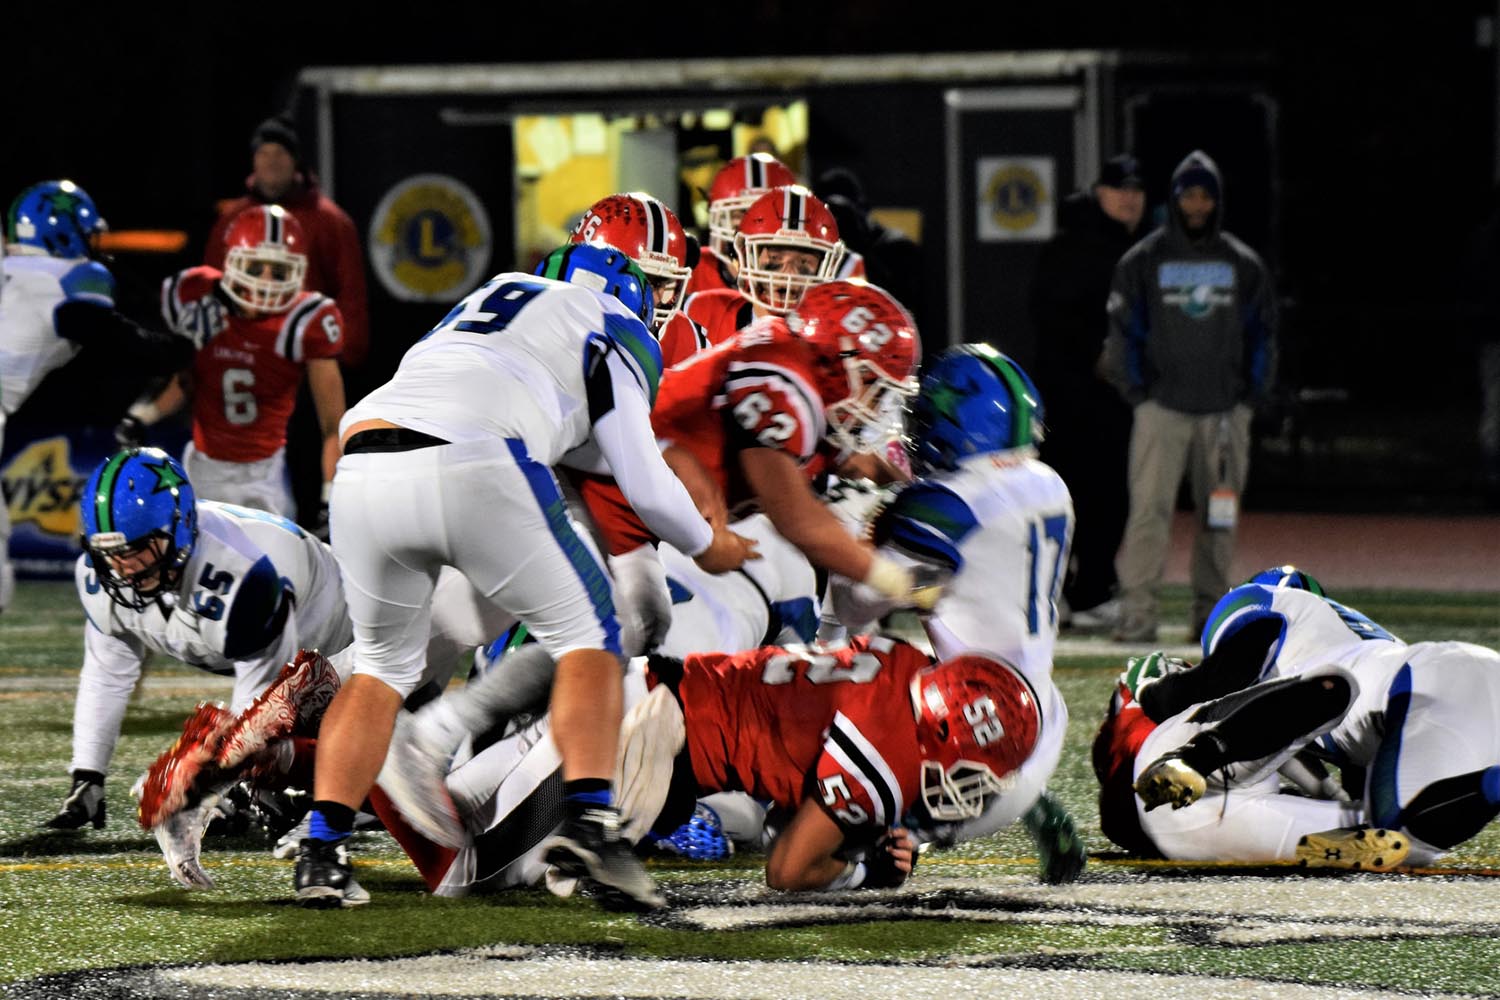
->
1028;154;1146;628
1101;150;1277;643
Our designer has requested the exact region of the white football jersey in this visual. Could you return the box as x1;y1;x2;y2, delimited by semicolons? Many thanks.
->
0;255;111;415
77;501;352;684
656;513;820;657
343;273;656;467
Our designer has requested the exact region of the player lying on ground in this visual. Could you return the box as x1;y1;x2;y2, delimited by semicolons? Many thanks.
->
1096;566;1500;869
380;636;1039;897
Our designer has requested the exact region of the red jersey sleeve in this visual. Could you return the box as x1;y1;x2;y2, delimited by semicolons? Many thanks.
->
657;313;712;369
278;293;345;363
683;288;755;345
721;336;826;462
161;266;228;346
689;248;736;296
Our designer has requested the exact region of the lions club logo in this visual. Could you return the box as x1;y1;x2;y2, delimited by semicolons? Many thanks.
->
985;164;1048;232
370;175;491;302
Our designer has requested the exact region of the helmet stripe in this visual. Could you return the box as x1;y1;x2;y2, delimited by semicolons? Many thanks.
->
92;452;131;534
784;189;805;230
266;209;281;245
643;197;667;255
966;345;1034;449
747;156;766;189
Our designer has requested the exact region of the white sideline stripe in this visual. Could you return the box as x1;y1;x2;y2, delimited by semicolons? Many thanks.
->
160;953;1471;1000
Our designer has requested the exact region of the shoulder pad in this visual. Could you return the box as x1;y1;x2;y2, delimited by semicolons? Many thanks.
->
1200;583;1281;656
59;261;115;306
873;481;979;572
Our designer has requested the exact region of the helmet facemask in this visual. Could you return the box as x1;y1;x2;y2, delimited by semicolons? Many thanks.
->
824;356;919;457
919;758;1013;822
708;196;758;260
223;243;306;314
636;253;692;335
735;236;845;315
85;527;189;612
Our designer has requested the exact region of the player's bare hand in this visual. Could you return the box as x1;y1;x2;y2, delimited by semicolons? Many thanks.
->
884;826;917;874
694;526;760;574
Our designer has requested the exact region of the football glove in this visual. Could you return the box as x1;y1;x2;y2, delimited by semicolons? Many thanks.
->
1118;651;1192;701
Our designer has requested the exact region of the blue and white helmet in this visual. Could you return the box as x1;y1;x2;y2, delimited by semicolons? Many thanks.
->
80;448;197;610
6;180;106;258
534;241;654;328
907;343;1044;473
1245;565;1326;597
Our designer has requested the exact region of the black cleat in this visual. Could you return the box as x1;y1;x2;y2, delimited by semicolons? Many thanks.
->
542;806;665;911
294;838;370;908
45;774;106;830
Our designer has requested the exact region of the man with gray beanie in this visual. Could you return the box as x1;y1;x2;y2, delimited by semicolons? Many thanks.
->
1100;150;1277;643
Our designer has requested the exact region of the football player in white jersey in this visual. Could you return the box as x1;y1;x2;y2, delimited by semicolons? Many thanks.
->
49;447;510;835
828;344;1085;883
299;243;753;910
1124;568;1500;869
1;181;195;613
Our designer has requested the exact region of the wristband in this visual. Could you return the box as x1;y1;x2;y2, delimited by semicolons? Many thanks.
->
823;860;868;891
862;555;913;601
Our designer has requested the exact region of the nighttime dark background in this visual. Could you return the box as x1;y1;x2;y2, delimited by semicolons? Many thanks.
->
8;4;1498;510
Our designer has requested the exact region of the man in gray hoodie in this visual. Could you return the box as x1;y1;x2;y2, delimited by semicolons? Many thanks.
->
1100;150;1277;642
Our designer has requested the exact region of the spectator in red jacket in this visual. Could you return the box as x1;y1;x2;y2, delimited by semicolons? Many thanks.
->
205;115;370;532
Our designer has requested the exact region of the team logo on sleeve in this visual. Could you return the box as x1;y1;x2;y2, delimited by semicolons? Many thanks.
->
369;174;492;302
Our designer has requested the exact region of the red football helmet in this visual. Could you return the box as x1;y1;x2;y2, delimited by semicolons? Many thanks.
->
733;186;846;316
706;153;799;260
571;192;693;335
221;204;307;313
786;280;920;456
909;654;1041;821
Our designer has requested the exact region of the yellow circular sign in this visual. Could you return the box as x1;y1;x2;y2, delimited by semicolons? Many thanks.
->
985;165;1048;232
369;174;491;302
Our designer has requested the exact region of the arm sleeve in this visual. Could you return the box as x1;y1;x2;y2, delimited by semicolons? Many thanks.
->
589;345;714;557
70;622;148;775
1138;616;1283;722
1100;254;1149;405
53;301;194;375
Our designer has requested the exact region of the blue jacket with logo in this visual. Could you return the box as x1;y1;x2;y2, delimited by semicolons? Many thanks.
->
1101;150;1276;414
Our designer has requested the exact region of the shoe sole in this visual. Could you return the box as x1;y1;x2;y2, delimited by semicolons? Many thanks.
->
296;885;369;908
1296;828;1409;872
542;839;665;910
1134;760;1206;811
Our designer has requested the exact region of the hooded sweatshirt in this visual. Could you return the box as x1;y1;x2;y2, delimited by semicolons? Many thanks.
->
1101;150;1276;414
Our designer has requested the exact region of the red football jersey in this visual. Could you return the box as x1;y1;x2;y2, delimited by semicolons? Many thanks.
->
683;287;757;347
689;246;737;296
162;266;344;462
657;311;713;369
577;318;829;555
675;634;931;836
1090;683;1161;857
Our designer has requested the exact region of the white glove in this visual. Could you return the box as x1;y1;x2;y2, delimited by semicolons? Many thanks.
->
608;545;673;657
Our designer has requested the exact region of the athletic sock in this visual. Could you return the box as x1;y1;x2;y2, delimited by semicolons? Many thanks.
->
307;800;356;843
1180;674;1353;774
563;778;613;821
1401;765;1500;849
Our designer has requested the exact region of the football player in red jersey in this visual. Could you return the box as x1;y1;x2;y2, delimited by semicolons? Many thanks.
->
693;153;801;296
684;185;847;343
579;279;925;607
377;635;1041;895
569;192;712;368
132;205;346;518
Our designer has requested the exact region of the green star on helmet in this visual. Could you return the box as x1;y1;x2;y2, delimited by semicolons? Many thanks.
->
147;460;187;493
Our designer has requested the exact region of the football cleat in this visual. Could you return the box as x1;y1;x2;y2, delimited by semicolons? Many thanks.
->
45;773;106;830
295;838;370;908
1134;755;1208;812
1296;826;1409;872
216;649;340;772
1021;790;1086;885
153;794;223;889
542;806;665;911
375;711;465;849
653;802;733;861
136;702;234;829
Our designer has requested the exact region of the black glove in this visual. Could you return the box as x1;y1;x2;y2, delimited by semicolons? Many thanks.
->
113;414;146;448
862;830;916;889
